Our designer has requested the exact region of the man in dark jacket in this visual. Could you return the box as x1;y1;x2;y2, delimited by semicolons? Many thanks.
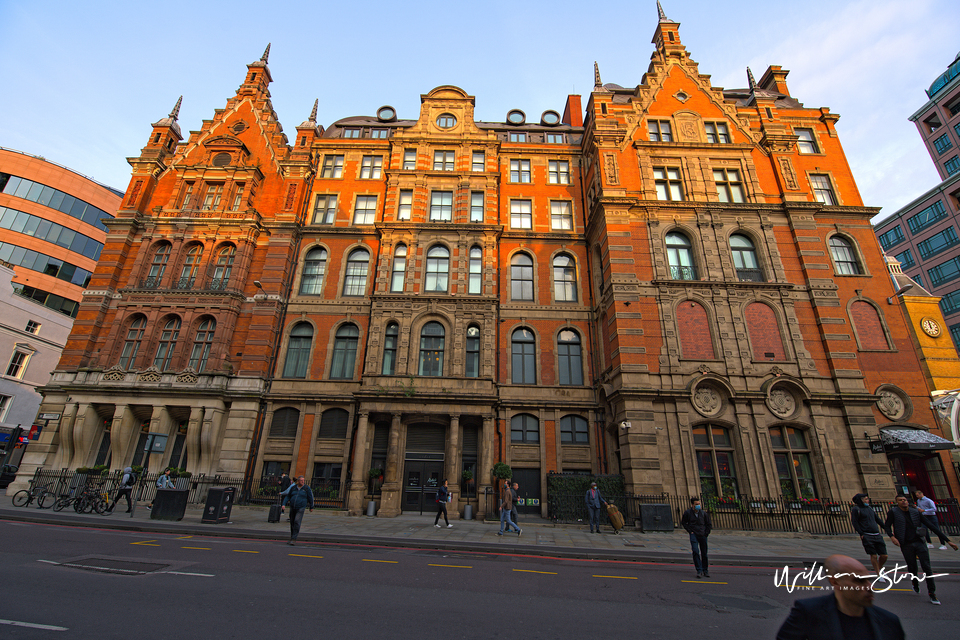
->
776;554;904;640
851;493;888;574
584;482;607;534
884;493;942;604
282;475;314;546
681;497;713;578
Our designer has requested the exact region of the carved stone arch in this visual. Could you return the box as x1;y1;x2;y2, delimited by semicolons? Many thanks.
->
675;296;718;361
741;300;789;362
874;384;913;422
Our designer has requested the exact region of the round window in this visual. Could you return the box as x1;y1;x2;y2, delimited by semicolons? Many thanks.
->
377;106;396;121
541;110;560;125
436;113;457;129
213;153;231;167
507;109;526;125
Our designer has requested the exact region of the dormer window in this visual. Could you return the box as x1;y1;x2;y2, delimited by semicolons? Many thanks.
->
436;114;457;129
343;128;362;138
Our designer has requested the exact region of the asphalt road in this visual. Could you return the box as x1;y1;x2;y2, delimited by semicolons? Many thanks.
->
2;519;958;639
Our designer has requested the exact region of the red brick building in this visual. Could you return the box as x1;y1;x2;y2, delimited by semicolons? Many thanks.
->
23;12;959;513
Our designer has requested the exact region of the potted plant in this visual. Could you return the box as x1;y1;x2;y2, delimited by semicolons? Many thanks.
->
368;467;384;481
491;462;512;482
462;469;474;483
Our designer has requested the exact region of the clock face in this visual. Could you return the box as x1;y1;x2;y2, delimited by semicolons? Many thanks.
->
921;317;941;337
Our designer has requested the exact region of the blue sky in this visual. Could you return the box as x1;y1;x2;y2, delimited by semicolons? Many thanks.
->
1;0;957;221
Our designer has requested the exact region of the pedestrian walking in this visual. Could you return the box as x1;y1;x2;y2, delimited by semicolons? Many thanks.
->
147;468;174;511
278;472;292;514
498;479;521;536
850;493;888;574
282;475;314;545
776;554;904;640
510;481;520;527
884;494;944;605
584;481;607;534
112;466;136;513
681;496;712;578
913;490;955;550
434;479;452;528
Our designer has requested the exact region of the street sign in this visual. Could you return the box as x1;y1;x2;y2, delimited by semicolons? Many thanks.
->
38;413;61;420
144;433;168;453
869;441;885;454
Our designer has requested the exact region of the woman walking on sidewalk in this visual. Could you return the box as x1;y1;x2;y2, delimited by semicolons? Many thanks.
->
434;479;452;528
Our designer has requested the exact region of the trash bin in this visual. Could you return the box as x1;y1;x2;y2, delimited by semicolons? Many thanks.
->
638;504;674;532
366;500;377;516
150;488;188;521
463;504;473;520
201;487;235;524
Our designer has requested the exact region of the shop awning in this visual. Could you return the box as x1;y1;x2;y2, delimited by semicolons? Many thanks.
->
880;428;957;452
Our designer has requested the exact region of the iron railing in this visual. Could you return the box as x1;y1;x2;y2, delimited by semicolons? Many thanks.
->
669;265;697;280
736;268;765;282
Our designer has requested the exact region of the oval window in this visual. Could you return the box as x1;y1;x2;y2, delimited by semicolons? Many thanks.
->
541;110;560;125
436;113;457;129
507;110;526;125
213;153;231;167
377;106;396;121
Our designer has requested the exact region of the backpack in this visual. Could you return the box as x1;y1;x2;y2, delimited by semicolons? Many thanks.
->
123;472;137;487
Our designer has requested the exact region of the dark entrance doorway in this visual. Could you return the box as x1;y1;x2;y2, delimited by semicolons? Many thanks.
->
511;468;541;516
403;459;444;514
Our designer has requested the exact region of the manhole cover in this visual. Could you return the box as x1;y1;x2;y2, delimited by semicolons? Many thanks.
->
59;558;170;575
700;594;777;611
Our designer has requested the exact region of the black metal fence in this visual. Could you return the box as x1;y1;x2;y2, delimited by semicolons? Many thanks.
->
547;493;960;537
27;469;344;510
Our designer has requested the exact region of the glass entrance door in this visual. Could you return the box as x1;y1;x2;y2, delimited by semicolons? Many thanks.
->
402;460;444;514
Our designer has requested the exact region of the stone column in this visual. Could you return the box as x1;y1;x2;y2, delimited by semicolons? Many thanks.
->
52;402;80;469
379;413;403;517
185;406;204;475
445;415;460;519
478;415;494;519
347;411;371;515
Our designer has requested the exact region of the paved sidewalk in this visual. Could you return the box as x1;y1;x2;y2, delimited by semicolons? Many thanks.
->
3;496;959;572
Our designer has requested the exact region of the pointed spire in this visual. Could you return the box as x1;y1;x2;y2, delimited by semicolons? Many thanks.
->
261;43;271;63
594;62;603;90
169;95;182;120
309;99;318;123
657;0;668;21
747;67;757;90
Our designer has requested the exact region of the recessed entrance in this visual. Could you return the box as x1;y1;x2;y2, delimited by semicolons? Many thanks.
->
402;423;446;515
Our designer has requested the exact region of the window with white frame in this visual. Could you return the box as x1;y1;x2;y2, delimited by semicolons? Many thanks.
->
810;175;837;205
403;149;417;170
654;167;684;201
795;129;818;154
433;151;455;171
201;184;223;210
353;195;378;224
470;192;484;223
510;200;532;229
312;194;337;224
300;248;327;295
371;128;389;139
714;169;745;203
5;349;30;379
509;132;526;143
343;128;361;138
468;246;482;294
553;254;577;302
0;395;10;421
548;160;570;184
25;320;40;334
391;245;406;292
321;155;344;178
829;236;862;275
342;249;370;296
472;151;485;172
648;120;673;142
230;183;245;211
551;201;573;230
511;253;534;300
704;122;730;144
424;246;450;293
546;133;564;144
430;191;453;221
510;159;531;183
397;190;412;220
360;156;383;179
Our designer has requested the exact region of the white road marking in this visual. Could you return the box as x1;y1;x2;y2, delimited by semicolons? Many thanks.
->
0;618;68;631
162;571;215;577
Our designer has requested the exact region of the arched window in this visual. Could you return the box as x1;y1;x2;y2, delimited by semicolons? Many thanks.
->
391;245;406;293
745;303;785;360
511;414;539;443
553;254;577;302
300;247;327;295
829;236;862;275
343;248;370;296
189;318;216;372
179;244;203;287
511;328;536;384
770;426;817;500
119;316;146;368
330;324;360;379
282;322;313;378
851;301;889;350
146;243;170;287
468;246;483;295
425;246;450;293
319;408;350;439
212;245;235;288
730;234;763;282
270;407;300;438
694;425;738;498
153;317;181;370
678;301;716;360
382;322;399;375
465;324;480;377
511;253;534;301
666;232;696;280
557;329;583;385
560;415;589;444
418;322;445;376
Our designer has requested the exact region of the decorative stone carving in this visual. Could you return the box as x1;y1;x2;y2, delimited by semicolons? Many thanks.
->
176;369;199;384
697;364;711;374
693;385;722;417
878;390;906;421
102;365;126;382
604;154;619;185
137;367;162;383
778;157;799;190
767;387;796;418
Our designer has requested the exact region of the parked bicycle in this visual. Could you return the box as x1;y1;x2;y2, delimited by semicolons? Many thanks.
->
12;481;56;509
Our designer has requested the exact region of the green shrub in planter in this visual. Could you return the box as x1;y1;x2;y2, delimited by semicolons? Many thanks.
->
491;462;512;480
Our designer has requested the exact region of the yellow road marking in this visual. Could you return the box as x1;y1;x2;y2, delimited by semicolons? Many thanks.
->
513;569;558;575
428;564;472;569
182;546;211;550
682;580;728;585
233;550;259;553
363;559;398;563
289;554;323;558
593;575;637;580
131;542;160;547
176;535;193;539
